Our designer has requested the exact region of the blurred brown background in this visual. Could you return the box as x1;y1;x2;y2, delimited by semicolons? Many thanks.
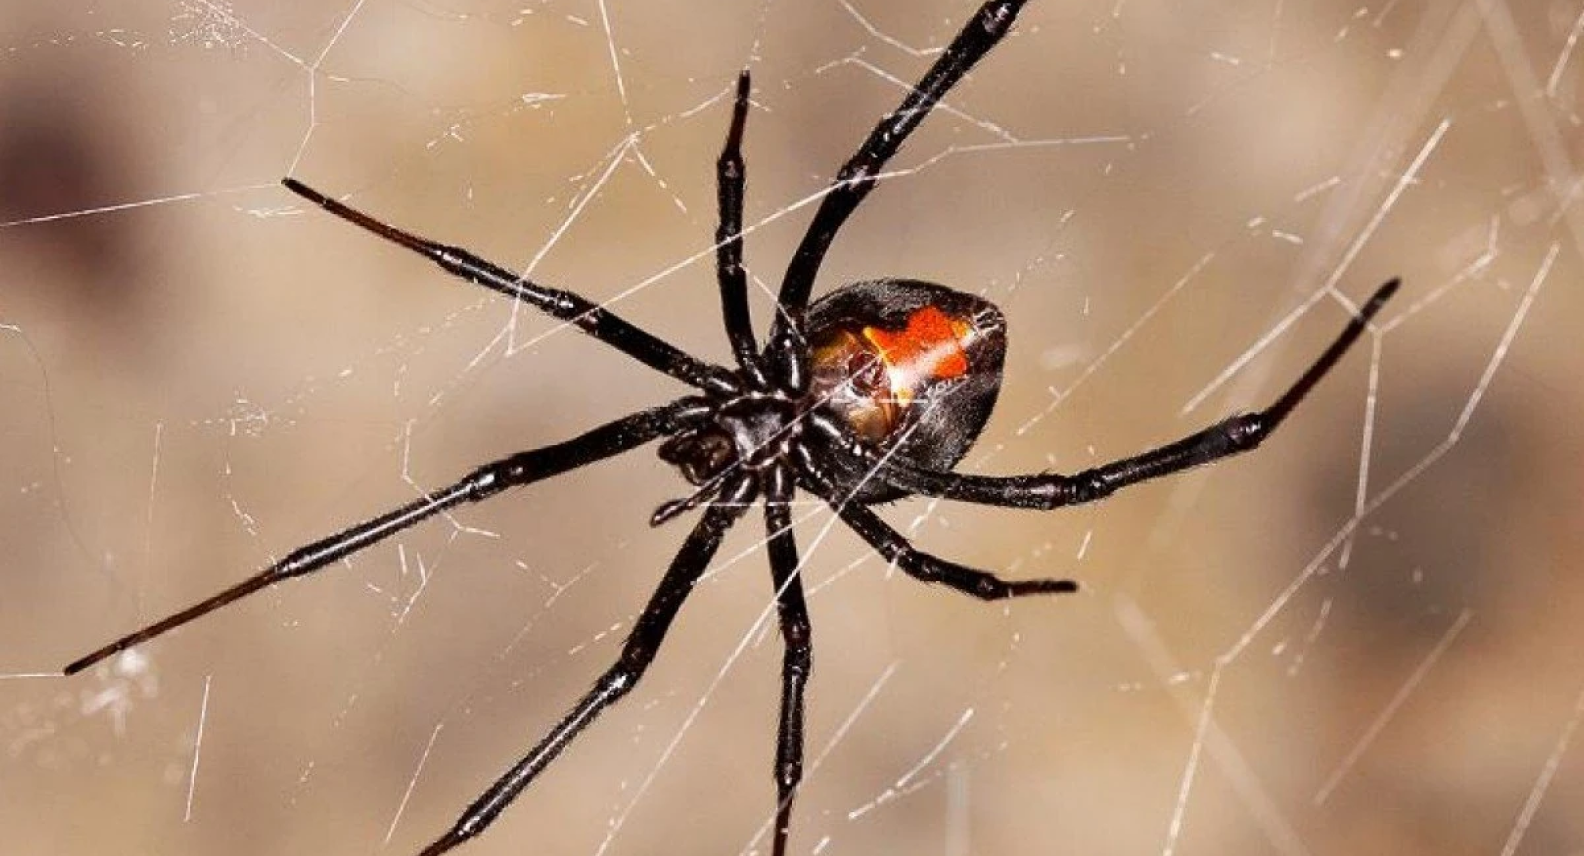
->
2;1;1581;854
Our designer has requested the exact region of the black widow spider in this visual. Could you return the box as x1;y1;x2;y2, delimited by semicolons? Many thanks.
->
65;1;1398;853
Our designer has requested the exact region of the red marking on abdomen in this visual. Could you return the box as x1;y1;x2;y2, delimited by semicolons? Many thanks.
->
863;305;972;381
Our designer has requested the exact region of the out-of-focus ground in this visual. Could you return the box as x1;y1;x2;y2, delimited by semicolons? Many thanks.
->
2;1;1581;854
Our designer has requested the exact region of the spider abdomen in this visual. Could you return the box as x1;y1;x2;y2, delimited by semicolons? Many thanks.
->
804;279;1007;502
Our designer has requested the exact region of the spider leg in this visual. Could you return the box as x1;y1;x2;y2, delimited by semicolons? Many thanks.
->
768;0;1029;384
845;280;1399;511
834;499;1076;600
716;70;767;384
418;477;756;856
281;179;737;396
651;463;737;526
763;463;812;856
64;400;706;676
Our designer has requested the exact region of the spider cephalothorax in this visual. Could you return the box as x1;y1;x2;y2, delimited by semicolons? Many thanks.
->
657;392;799;486
65;2;1396;854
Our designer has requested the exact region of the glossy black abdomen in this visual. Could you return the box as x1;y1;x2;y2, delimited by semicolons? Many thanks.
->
802;279;1007;503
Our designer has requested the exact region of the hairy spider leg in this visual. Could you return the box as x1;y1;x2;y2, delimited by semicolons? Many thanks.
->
838;280;1400;509
797;444;1078;599
762;463;812;856
768;0;1030;388
281;178;737;396
63;401;706;676
418;477;757;856
839;499;1079;599
715;70;767;385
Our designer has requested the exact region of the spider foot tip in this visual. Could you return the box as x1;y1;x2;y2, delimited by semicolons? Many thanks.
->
417;827;472;856
650;498;691;527
280;177;321;204
1010;578;1079;598
1365;278;1401;313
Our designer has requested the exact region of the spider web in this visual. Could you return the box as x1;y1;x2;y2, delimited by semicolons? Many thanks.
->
3;0;1582;854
